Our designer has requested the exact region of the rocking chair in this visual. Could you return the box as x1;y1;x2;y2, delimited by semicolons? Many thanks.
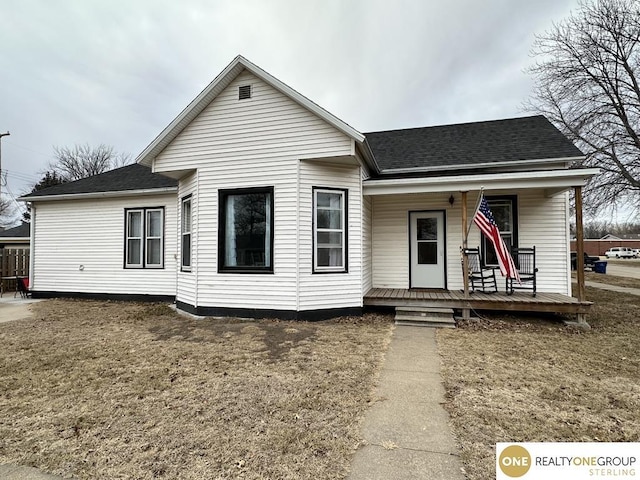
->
462;247;498;293
506;246;538;297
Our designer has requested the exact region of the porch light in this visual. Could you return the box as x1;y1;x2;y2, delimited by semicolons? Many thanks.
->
448;194;455;206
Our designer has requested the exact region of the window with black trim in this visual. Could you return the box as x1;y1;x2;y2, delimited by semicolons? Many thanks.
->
125;207;164;268
181;196;192;271
313;188;347;273
219;187;273;272
483;196;518;266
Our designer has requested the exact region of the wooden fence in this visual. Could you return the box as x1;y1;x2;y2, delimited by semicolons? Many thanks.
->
1;248;30;278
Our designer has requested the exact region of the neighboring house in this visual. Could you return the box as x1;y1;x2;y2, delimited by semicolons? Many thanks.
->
0;223;31;279
0;223;30;249
21;56;598;320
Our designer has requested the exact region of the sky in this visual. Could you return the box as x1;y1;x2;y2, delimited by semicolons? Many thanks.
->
0;0;581;221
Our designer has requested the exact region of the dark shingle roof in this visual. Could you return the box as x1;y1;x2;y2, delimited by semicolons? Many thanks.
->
0;223;30;238
365;115;583;172
22;163;178;199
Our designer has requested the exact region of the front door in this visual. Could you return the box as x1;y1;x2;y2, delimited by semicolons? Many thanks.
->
410;211;445;288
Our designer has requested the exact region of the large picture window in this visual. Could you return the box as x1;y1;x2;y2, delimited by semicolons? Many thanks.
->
313;188;347;273
125;207;164;269
181;196;192;271
483;196;517;266
219;187;273;273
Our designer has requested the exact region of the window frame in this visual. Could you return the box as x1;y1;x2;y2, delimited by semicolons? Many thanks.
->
181;195;192;272
218;186;274;274
124;207;165;269
482;195;518;267
313;187;348;274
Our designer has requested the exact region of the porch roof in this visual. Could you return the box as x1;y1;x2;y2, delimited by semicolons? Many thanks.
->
362;167;600;196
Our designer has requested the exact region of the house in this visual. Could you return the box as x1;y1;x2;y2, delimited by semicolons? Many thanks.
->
0;223;30;249
21;56;598;322
0;223;30;279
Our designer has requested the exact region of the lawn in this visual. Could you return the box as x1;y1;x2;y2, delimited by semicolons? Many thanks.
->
0;300;393;479
438;287;640;480
584;271;640;289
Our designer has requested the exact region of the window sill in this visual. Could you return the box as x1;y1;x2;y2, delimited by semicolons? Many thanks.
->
218;268;274;274
313;269;348;274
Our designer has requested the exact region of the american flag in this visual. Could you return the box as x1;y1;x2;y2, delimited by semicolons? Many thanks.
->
473;196;520;281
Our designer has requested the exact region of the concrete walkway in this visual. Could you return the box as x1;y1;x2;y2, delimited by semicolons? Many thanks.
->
348;326;465;480
0;465;63;480
0;296;41;323
585;280;640;297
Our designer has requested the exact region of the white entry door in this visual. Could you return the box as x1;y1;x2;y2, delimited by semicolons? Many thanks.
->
410;211;445;288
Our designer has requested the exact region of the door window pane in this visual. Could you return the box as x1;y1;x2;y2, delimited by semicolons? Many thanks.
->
418;242;437;265
417;218;437;241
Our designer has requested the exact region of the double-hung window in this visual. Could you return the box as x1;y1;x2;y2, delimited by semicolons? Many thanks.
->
219;187;273;273
313;188;347;273
181;196;192;271
483;196;518;266
125;208;164;268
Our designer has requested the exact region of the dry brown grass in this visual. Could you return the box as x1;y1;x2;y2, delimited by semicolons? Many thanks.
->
438;287;640;480
0;299;393;479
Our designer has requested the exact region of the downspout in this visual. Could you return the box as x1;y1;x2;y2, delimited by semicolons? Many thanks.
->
28;203;35;289
295;159;300;313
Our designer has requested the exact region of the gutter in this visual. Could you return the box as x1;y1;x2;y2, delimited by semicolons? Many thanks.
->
20;187;178;202
378;156;584;175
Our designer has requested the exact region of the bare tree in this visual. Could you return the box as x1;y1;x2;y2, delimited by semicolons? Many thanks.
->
0;197;18;229
525;0;640;215
50;144;131;182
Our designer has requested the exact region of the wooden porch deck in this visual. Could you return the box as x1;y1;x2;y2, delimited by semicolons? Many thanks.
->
364;288;593;315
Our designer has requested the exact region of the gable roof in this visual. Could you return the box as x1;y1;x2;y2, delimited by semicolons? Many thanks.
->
136;55;374;169
21;163;177;201
0;222;29;238
365;115;584;173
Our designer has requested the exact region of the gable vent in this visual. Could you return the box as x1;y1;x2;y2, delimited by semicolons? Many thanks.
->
238;85;252;100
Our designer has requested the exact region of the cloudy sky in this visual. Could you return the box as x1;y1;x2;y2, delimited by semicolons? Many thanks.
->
0;0;579;217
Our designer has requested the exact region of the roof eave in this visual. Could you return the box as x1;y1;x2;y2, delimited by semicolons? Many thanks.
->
378;155;584;175
136;55;365;167
21;187;178;202
363;168;600;196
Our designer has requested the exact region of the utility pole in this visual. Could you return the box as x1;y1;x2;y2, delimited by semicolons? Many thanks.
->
0;131;10;205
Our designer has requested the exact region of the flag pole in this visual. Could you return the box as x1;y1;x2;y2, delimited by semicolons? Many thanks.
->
461;191;470;320
466;187;484;240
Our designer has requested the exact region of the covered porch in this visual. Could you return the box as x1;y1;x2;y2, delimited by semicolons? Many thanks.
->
363;167;599;327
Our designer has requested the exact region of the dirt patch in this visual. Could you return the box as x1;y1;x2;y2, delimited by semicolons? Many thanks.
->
438;286;640;480
0;299;393;479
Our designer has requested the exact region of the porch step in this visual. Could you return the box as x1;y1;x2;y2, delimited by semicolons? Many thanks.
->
394;307;456;328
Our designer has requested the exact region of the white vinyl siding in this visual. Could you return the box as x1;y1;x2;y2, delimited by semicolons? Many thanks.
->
154;70;355;312
177;172;198;306
32;194;177;296
299;162;362;311
371;189;570;295
361;195;373;295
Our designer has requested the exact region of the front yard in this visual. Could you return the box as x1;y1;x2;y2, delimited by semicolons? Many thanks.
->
438;286;640;480
2;283;639;480
0;300;393;479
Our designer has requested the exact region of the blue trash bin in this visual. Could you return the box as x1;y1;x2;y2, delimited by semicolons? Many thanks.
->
594;261;607;274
